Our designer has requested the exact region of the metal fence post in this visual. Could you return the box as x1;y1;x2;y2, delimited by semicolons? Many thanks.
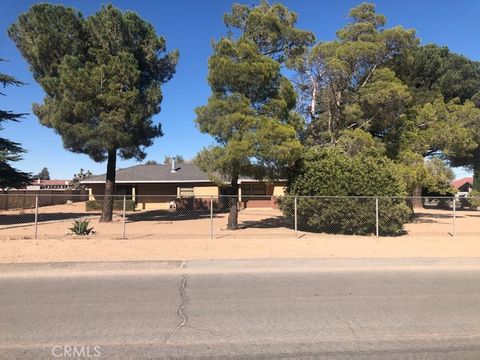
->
294;196;298;238
452;196;456;237
34;195;39;239
122;195;126;239
210;196;214;240
375;196;379;237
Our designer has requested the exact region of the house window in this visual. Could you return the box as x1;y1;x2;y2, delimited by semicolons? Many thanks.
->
115;185;133;197
241;183;267;197
252;183;266;195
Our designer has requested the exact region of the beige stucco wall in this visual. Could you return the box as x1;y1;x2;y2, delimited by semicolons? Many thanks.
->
87;182;219;210
135;184;177;210
193;185;219;196
87;183;176;210
87;181;283;209
273;184;286;197
137;202;171;210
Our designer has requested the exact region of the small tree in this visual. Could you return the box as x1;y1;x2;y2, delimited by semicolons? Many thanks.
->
36;167;50;180
9;4;178;221
0;66;30;189
395;97;479;204
163;155;185;164
69;168;93;190
423;157;455;196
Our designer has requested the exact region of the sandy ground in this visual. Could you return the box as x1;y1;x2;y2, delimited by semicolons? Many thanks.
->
0;202;479;263
1;234;480;263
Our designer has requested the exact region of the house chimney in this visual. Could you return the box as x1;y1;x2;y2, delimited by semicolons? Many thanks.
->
171;158;176;173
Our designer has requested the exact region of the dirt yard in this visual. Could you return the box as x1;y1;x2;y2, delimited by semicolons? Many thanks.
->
0;201;479;263
1;234;480;263
1;201;478;239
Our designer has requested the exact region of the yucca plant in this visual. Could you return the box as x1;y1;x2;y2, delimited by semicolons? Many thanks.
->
69;220;94;236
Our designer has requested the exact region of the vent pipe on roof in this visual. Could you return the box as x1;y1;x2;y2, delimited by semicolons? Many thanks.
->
171;158;176;173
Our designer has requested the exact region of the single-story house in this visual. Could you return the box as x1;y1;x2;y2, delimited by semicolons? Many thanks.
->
451;177;474;197
81;162;286;210
26;179;71;190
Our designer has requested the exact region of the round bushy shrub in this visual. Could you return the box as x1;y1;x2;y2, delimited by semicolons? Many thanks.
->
280;148;411;235
465;190;480;210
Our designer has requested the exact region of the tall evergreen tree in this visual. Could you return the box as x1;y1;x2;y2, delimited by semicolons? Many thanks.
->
294;3;417;146
195;2;313;229
9;4;178;220
0;66;30;190
293;3;480;200
394;44;480;104
223;1;314;66
394;44;480;190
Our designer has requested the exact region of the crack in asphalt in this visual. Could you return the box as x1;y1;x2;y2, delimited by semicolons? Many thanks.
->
167;275;189;343
337;314;357;338
15;349;28;360
166;274;218;343
327;309;357;338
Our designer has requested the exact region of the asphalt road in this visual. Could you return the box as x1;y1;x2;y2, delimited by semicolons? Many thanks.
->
1;262;480;359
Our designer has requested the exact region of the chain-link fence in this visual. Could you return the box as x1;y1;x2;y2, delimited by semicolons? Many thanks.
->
0;194;479;239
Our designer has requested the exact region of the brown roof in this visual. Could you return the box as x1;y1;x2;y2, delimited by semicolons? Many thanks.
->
81;164;211;183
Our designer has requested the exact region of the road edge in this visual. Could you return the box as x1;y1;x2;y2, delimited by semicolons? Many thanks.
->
1;258;480;278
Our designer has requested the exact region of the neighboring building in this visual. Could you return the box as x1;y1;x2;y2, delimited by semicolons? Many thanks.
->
451;177;474;197
26;179;71;190
81;161;286;210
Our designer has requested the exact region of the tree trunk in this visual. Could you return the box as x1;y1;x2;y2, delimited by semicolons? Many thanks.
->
411;184;423;209
327;106;335;144
227;176;239;230
473;157;480;192
100;149;116;222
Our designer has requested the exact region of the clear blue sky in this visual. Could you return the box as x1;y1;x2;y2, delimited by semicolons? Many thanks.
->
0;0;479;179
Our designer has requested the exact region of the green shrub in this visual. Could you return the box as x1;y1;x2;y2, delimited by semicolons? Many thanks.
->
69;220;94;236
280;148;411;236
85;200;101;211
466;190;480;209
85;199;136;211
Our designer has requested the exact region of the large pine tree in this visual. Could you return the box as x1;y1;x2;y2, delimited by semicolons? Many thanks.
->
0;66;30;190
195;2;313;229
8;4;178;221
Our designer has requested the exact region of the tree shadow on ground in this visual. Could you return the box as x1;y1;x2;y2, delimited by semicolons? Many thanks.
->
240;216;291;229
126;210;214;222
0;212;100;226
0;208;230;227
412;213;458;224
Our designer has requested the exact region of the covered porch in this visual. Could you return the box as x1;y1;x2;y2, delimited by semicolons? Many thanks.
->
238;180;286;209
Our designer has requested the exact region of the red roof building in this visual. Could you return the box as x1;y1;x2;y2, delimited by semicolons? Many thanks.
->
26;179;71;190
451;177;473;194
